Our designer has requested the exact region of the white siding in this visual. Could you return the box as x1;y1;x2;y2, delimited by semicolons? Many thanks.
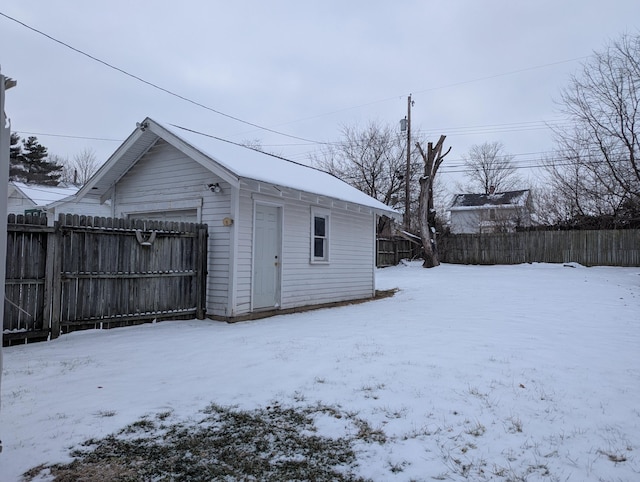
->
51;196;112;222
7;191;35;215
451;206;530;234
450;210;481;234
280;198;375;309
234;186;256;315
113;139;233;317
233;181;376;316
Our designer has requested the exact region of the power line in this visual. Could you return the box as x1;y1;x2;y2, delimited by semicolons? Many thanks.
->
413;57;589;96
0;10;328;146
11;121;570;173
168;124;332;175
2;10;591;148
267;59;587;128
412;116;573;139
15;131;122;142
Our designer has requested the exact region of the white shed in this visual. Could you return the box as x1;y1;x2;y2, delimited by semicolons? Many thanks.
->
73;118;399;320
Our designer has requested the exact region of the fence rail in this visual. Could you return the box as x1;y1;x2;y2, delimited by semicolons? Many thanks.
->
439;229;640;267
4;214;208;346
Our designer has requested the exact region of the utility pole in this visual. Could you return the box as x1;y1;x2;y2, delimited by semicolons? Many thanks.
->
1;67;17;455
403;94;413;230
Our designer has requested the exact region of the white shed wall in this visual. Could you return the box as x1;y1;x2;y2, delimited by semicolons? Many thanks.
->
233;182;376;316
51;196;112;222
281;199;375;308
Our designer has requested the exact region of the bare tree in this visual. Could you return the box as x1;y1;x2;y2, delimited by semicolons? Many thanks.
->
52;154;72;184
463;141;520;194
546;33;640;226
57;148;99;185
416;136;451;268
73;148;99;185
312;121;422;231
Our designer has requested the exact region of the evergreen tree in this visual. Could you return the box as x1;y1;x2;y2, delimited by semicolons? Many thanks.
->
9;133;27;182
9;135;62;185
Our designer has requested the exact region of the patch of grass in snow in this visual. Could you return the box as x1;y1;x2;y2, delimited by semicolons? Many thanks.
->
358;382;385;400
505;415;523;433
463;420;486;437
23;402;379;482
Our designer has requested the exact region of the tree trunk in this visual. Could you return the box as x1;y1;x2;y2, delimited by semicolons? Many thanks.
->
419;174;439;268
416;136;451;268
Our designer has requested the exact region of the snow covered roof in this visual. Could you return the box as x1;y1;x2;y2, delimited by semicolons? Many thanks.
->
450;190;529;211
9;181;78;207
78;118;399;217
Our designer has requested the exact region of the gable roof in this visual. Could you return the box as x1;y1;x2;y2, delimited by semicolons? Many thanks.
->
78;117;398;217
450;190;529;210
9;181;78;207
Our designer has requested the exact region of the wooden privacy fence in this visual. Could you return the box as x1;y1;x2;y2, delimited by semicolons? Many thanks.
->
439;229;640;266
4;214;50;344
376;237;421;267
4;214;208;346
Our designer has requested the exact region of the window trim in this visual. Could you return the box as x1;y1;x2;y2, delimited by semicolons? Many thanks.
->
310;207;330;264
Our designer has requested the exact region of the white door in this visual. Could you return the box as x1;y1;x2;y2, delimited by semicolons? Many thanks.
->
253;204;281;309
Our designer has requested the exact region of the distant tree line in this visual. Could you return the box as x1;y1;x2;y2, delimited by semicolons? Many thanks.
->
539;33;640;230
317;32;639;234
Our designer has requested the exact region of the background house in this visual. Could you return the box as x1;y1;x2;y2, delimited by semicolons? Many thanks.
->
8;181;77;215
449;189;532;234
73;117;399;320
7;181;111;223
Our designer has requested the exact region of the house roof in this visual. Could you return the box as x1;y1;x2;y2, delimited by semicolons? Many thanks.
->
450;190;529;211
9;181;78;207
78;117;399;217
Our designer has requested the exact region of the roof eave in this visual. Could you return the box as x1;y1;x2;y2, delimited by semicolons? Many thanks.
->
75;122;151;200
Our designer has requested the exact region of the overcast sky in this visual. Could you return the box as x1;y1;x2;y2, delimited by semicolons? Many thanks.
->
2;1;639;189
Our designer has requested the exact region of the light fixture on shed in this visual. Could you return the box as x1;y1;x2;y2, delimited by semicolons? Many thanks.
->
207;183;221;193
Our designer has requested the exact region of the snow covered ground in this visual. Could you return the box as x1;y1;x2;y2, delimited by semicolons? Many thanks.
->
1;262;639;481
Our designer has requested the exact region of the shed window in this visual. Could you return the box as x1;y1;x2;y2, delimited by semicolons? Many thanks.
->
311;208;330;263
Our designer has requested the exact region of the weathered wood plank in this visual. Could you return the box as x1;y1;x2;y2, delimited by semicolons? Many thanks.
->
5;214;210;343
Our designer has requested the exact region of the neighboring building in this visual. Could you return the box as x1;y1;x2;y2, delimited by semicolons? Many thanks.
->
73;117;400;320
7;181;111;223
449;189;532;234
8;181;78;215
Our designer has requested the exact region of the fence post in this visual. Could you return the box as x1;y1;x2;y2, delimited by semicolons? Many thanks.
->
195;224;208;319
394;240;399;265
49;219;63;338
42;227;55;339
